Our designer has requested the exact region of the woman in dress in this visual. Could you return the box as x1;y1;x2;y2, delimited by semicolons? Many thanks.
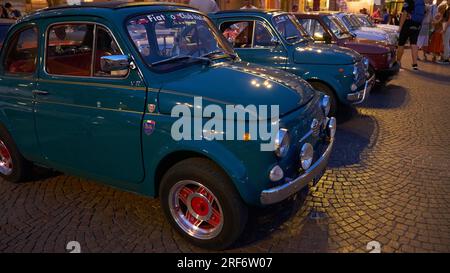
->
418;0;437;60
427;2;447;62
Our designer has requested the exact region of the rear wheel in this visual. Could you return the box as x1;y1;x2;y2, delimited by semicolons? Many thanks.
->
0;127;31;183
309;81;338;116
160;158;248;250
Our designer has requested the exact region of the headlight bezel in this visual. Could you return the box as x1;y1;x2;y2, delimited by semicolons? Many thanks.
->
274;128;290;158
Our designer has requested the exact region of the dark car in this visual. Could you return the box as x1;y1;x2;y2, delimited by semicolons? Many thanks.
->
296;12;399;83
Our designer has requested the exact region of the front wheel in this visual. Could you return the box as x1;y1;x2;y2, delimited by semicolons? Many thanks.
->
309;81;338;116
160;158;248;250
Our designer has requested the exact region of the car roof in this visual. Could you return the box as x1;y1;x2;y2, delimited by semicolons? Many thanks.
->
294;11;341;16
18;1;198;24
211;9;285;17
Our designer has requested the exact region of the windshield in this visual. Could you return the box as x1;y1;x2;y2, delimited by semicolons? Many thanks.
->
357;16;375;27
126;11;235;70
273;14;308;44
340;15;358;30
324;15;353;39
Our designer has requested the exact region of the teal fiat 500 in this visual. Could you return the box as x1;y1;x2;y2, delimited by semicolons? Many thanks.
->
0;2;336;249
210;10;373;116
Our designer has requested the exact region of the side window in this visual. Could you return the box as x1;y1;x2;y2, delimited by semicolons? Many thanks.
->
46;23;94;76
253;21;276;48
4;27;38;74
94;26;125;77
220;21;253;48
299;19;314;36
311;20;327;41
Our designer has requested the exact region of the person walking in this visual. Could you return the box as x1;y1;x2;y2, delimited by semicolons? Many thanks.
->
397;0;426;70
417;0;435;60
437;2;450;63
189;0;220;14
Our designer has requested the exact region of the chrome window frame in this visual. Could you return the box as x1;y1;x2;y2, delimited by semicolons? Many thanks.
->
44;21;130;79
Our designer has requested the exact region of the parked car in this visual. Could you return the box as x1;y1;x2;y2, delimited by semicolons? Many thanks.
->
210;10;373;116
296;13;400;82
0;2;336;249
354;14;399;41
334;12;397;46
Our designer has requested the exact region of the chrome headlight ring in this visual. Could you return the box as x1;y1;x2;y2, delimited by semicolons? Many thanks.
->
274;129;290;158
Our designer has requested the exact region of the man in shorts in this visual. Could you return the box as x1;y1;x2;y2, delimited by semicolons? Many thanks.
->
397;0;425;70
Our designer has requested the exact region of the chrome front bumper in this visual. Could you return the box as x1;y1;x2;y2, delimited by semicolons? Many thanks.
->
260;137;335;205
347;75;376;104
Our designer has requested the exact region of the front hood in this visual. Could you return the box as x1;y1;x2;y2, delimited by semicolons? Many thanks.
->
343;38;390;54
360;26;388;35
354;29;388;41
377;24;399;32
158;61;316;117
293;43;360;65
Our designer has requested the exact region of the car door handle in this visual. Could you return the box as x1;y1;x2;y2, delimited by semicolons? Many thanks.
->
32;90;49;95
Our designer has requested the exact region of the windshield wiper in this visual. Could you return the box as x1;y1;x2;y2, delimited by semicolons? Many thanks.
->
201;49;238;60
151;55;211;66
286;35;300;42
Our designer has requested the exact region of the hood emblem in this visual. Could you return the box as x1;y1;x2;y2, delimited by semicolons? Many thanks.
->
148;104;156;113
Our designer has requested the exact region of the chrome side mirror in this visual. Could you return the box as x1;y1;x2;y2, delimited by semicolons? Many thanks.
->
100;55;131;72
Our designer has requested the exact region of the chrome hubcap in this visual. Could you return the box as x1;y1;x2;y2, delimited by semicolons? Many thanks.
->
169;180;223;240
0;140;13;175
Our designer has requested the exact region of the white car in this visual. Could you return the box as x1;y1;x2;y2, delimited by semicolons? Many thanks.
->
334;12;397;46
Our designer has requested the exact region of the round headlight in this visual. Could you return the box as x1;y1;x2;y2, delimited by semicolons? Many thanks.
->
300;143;314;170
274;129;290;157
321;95;331;117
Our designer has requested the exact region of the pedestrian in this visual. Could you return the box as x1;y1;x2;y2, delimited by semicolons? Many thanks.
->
382;8;390;24
437;2;450;64
292;4;299;13
417;0;435;60
241;0;257;9
4;2;21;19
188;0;219;14
397;0;426;70
428;2;446;62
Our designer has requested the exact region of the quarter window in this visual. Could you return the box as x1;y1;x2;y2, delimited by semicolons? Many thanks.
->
253;21;276;48
4;27;38;74
46;24;94;76
94;26;124;77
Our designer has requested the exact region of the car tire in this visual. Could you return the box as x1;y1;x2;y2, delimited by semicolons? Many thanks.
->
0;127;31;183
159;157;248;250
309;82;338;116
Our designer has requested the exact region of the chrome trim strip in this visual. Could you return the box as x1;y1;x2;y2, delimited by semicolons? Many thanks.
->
260;136;334;205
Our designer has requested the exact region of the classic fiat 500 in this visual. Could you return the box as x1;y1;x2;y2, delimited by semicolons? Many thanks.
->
0;2;336;249
210;10;372;116
296;13;400;82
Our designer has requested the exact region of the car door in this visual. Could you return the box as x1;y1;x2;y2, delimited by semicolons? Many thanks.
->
34;20;147;183
219;18;288;70
0;24;42;161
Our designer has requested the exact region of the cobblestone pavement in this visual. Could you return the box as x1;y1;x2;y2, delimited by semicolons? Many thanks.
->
1;54;450;253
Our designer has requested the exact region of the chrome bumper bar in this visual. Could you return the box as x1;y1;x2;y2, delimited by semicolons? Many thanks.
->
260;137;335;205
347;75;375;104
